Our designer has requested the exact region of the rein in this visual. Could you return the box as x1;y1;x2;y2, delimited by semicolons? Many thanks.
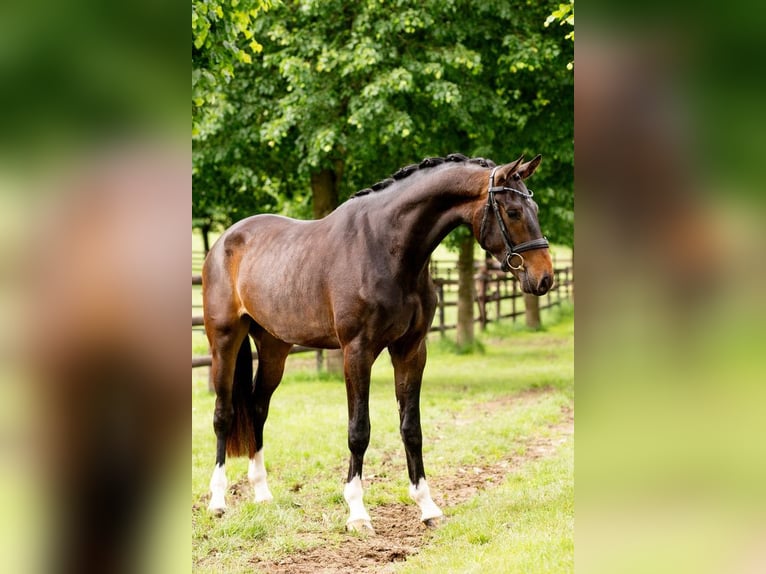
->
479;166;549;270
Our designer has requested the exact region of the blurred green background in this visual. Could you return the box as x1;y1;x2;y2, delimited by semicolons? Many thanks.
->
1;0;765;572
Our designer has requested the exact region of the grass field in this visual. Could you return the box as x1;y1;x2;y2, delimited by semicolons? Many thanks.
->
192;305;574;573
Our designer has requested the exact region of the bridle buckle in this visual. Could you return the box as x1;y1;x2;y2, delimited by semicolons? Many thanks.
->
506;252;525;270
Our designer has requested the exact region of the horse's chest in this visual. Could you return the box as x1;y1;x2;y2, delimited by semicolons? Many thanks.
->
335;286;432;343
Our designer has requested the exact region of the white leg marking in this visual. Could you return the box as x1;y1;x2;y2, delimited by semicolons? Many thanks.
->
409;478;443;521
248;449;273;502
343;475;372;526
208;463;228;512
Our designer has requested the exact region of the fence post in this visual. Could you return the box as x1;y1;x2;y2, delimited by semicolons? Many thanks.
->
547;276;553;308
324;349;344;375
438;281;446;338
511;276;517;323
478;270;488;331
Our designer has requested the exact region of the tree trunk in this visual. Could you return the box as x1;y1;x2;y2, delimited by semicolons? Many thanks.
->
524;292;541;330
310;161;344;373
456;234;475;349
199;222;211;255
310;160;343;219
324;349;345;376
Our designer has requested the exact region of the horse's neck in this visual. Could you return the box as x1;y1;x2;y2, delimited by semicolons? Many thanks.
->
378;168;483;273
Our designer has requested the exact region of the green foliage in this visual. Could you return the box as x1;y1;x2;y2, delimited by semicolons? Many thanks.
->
193;0;573;246
545;0;575;69
546;1;575;42
192;0;273;136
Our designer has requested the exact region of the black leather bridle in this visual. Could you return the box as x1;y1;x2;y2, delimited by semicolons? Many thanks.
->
479;165;549;270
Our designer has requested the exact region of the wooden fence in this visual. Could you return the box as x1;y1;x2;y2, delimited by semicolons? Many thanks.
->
428;259;573;335
192;259;572;368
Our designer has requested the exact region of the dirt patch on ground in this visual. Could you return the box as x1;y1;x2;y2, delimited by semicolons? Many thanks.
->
243;396;573;573
259;504;427;574
434;404;573;511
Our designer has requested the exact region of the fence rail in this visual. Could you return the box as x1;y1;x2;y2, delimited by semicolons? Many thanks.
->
191;345;320;369
429;262;573;334
192;259;572;368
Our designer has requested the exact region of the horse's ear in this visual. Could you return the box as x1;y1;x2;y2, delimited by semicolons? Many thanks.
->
493;155;525;184
517;154;542;179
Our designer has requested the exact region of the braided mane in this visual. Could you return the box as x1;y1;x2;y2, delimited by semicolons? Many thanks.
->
350;154;497;199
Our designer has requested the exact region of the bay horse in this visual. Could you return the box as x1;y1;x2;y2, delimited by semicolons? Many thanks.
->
202;153;553;532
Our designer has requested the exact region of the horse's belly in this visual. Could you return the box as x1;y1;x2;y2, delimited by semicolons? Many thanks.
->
239;282;339;348
260;314;340;349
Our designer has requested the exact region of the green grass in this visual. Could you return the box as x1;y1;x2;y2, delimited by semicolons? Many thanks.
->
398;446;573;574
192;310;573;573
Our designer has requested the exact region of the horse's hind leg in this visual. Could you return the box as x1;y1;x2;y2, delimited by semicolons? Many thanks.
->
248;328;292;503
206;319;251;514
389;338;444;526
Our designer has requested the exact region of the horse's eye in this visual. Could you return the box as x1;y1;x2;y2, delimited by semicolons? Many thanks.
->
506;209;521;220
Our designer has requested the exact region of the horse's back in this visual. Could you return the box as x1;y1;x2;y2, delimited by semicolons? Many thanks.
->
202;208;437;349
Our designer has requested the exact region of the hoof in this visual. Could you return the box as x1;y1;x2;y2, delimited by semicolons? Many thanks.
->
346;519;375;534
254;491;274;503
208;505;226;517
422;515;446;529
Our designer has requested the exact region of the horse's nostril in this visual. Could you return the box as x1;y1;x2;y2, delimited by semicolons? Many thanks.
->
539;275;552;293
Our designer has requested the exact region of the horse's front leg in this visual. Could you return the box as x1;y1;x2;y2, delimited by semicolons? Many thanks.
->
390;338;444;526
341;343;376;533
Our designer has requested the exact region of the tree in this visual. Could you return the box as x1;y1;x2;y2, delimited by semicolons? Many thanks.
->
192;124;291;249
192;0;280;245
194;0;572;228
456;231;477;350
545;1;574;68
192;0;273;137
192;0;574;337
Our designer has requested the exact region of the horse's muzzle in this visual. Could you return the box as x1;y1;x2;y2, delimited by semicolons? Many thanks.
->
519;271;553;295
533;273;553;295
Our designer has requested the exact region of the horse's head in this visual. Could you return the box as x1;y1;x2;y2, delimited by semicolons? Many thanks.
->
472;155;554;295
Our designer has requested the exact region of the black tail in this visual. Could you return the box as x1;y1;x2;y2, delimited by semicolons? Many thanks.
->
226;334;257;457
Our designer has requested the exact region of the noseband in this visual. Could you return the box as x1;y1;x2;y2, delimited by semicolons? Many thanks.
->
479;166;549;270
